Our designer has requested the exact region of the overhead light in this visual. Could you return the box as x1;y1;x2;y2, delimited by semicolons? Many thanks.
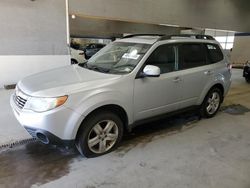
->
71;14;76;19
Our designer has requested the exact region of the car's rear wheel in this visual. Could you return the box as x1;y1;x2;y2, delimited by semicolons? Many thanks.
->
76;111;123;158
200;87;222;118
245;77;250;83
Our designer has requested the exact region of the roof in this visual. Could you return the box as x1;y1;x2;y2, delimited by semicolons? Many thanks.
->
116;34;217;45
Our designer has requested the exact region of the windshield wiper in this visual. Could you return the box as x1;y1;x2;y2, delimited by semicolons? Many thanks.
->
79;62;110;73
78;62;89;68
89;65;109;73
113;64;135;69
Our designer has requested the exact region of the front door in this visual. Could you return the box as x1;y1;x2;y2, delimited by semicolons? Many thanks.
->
134;44;182;121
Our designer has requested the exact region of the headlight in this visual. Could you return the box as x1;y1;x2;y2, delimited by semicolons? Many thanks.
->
24;96;68;112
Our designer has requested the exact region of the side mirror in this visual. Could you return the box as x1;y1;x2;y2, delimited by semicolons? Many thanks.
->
142;65;160;77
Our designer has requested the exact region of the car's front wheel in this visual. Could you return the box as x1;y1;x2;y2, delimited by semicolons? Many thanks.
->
76;111;123;158
200;87;223;118
71;59;78;65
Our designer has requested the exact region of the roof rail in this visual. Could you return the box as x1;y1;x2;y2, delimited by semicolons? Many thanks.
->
121;34;215;41
122;34;165;39
160;34;215;41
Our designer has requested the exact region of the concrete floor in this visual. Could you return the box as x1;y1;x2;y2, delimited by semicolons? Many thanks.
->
0;69;250;188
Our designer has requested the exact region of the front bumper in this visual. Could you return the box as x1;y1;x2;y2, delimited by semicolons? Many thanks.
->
10;94;84;144
24;126;74;146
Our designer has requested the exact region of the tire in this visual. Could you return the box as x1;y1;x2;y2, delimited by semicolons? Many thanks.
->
71;59;78;65
245;77;250;83
200;87;223;118
75;111;124;158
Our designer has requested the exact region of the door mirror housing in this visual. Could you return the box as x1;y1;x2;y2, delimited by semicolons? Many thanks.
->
142;65;160;77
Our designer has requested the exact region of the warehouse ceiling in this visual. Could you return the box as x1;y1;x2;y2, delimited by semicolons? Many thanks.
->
69;16;182;38
69;0;250;32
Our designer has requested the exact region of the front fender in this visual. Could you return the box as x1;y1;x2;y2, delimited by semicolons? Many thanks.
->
77;92;130;118
64;89;133;139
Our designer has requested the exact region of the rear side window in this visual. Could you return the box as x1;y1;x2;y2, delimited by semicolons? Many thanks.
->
178;43;206;70
205;44;224;64
145;44;176;74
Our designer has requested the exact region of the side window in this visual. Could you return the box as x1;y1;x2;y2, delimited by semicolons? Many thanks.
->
178;43;206;70
145;44;176;74
97;44;105;48
205;44;224;64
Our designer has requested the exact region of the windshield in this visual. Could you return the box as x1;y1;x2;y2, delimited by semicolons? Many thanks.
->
80;42;151;74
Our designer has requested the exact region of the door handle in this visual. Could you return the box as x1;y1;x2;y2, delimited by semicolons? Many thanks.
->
204;70;214;75
173;77;181;83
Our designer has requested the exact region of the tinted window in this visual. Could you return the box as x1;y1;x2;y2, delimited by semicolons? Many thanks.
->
178;43;206;70
97;44;105;48
205;44;224;63
145;45;176;74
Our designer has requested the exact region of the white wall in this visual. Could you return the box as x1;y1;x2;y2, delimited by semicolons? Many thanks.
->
0;0;69;88
231;36;250;66
0;56;70;87
0;0;68;55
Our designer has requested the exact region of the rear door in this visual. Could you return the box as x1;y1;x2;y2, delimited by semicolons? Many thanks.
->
176;43;213;108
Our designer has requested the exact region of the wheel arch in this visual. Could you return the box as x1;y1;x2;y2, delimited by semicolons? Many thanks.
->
75;104;129;140
71;58;78;64
211;83;224;96
198;82;225;105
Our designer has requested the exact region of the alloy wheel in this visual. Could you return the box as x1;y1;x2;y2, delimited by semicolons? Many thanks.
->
87;120;119;154
206;92;220;115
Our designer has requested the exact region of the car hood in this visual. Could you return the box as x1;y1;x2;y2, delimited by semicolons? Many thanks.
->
18;65;122;97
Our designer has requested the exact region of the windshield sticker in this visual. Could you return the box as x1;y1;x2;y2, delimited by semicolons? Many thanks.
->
122;53;140;60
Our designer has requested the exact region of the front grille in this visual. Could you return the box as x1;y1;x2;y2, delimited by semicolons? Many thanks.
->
14;87;28;109
14;95;27;109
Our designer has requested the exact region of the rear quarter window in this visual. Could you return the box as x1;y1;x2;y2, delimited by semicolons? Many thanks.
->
205;44;224;64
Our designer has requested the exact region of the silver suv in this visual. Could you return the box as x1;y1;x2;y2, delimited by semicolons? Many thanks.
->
10;34;232;157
